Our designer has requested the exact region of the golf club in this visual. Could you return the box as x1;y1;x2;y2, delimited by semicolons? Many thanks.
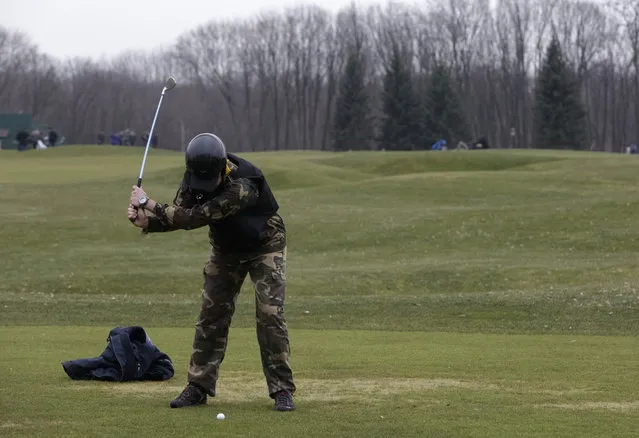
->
130;76;176;222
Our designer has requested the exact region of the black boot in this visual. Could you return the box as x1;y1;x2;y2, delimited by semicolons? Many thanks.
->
169;383;207;408
273;390;296;411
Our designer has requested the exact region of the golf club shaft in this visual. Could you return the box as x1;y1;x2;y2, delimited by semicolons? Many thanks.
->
137;89;167;186
130;86;170;222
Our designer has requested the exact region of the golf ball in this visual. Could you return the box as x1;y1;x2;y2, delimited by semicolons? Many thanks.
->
216;413;225;420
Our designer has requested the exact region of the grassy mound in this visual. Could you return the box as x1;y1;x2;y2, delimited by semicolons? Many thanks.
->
2;145;639;334
313;149;565;175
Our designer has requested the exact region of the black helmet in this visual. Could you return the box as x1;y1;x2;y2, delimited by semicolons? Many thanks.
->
185;133;227;192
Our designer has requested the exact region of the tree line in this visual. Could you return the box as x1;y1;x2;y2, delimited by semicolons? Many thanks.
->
1;0;637;153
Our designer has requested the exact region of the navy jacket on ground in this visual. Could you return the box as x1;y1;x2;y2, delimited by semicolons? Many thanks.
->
61;326;174;382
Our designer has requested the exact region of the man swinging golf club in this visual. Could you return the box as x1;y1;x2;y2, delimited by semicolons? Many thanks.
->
127;133;296;411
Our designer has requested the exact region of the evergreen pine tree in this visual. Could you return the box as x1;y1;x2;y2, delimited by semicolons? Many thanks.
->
533;34;587;149
331;46;371;151
378;41;424;150
422;64;469;148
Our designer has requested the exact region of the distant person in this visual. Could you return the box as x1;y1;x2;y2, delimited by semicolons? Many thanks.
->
110;132;121;146
431;139;447;151
126;133;296;412
151;132;159;148
142;131;149;146
473;137;490;149
15;129;30;152
48;129;58;147
122;130;130;146
97;132;105;145
30;130;41;149
129;130;137;147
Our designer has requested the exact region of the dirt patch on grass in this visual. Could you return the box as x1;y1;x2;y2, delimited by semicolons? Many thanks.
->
67;374;600;406
1;420;68;429
68;376;510;403
538;401;639;412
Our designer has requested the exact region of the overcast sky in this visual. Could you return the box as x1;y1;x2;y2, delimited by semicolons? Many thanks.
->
4;0;384;59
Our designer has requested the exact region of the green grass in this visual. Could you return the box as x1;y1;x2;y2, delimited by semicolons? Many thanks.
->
1;146;639;437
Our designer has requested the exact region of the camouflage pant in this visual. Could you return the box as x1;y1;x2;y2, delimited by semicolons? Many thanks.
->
187;247;296;398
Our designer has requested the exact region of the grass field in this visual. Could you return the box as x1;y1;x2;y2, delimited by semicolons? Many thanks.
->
1;146;638;437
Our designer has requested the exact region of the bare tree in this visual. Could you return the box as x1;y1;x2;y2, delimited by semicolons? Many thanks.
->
553;0;615;148
608;0;639;146
0;27;37;111
426;0;492;138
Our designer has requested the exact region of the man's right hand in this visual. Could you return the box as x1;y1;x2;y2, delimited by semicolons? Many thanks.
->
127;204;149;228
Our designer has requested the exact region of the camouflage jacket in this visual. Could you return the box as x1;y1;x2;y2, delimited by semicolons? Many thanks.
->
142;162;285;254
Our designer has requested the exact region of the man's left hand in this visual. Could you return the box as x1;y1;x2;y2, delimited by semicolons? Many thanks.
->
130;186;147;207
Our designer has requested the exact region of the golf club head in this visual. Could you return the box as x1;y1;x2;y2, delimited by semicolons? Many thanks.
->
164;76;176;91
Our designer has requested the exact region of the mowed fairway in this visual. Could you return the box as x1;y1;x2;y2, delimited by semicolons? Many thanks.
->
1;146;639;437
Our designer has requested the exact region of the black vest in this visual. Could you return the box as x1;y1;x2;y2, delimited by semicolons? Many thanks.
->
206;153;279;252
